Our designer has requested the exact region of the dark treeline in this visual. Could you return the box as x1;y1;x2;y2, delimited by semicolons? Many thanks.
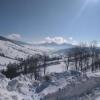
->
2;54;60;79
2;41;100;80
64;41;100;72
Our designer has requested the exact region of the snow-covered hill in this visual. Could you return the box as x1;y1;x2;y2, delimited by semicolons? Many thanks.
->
0;36;53;70
1;36;100;100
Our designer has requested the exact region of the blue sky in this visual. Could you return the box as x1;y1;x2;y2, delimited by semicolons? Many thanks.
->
0;0;100;43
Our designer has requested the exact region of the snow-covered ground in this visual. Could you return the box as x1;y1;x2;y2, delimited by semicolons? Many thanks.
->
40;71;100;100
42;62;66;75
1;37;100;100
0;40;53;59
0;73;40;100
0;38;53;70
0;56;18;70
1;68;100;100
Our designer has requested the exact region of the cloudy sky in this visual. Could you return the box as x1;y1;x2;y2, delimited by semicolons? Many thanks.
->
0;0;100;43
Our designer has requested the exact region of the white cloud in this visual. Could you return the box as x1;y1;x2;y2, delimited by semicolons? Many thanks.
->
7;33;22;40
40;36;78;45
68;37;73;41
45;37;67;44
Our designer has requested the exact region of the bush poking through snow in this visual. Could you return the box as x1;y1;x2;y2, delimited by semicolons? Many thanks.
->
44;75;51;82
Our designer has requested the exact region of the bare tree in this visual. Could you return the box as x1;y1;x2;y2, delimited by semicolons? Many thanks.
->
90;40;97;72
42;53;49;76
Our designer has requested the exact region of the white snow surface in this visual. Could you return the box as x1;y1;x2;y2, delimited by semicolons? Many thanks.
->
0;40;52;59
0;39;53;70
0;70;100;100
0;73;40;100
1;39;100;100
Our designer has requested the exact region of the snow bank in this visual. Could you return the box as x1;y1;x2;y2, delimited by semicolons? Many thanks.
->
1;70;100;100
0;73;40;100
43;72;100;100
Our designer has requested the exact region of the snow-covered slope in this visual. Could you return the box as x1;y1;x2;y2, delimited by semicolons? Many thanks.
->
0;40;52;59
0;73;40;100
1;70;100;100
0;36;53;70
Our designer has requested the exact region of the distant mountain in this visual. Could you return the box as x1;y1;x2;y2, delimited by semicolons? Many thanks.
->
0;35;75;50
35;42;74;50
0;36;27;47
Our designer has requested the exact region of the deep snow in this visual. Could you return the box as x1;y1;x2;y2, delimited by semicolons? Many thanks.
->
1;70;100;100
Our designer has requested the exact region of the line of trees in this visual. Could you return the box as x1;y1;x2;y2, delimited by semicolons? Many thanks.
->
2;41;100;79
2;54;60;79
64;41;100;72
2;54;47;79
